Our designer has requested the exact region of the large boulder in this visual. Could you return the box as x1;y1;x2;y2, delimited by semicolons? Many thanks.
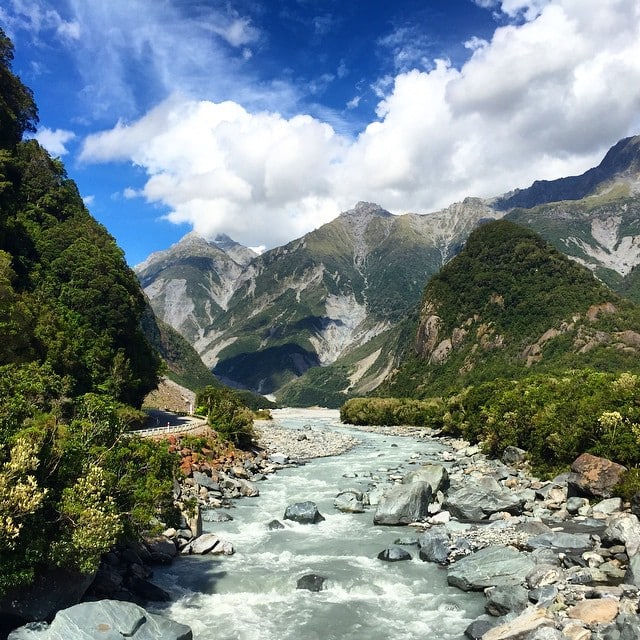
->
284;501;325;524
373;481;432;525
447;546;535;592
377;546;412;562
527;532;593;554
567;453;627;499
334;490;365;513
444;477;525;521
418;527;451;564
8;600;192;640
603;513;640;557
183;533;235;555
402;464;449;493
296;574;326;592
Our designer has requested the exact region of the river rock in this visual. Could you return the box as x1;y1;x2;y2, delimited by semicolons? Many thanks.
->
184;533;235;555
527;532;593;553
284;501;325;524
373;481;432;525
201;508;234;522
267;519;285;530
418;527;450;564
603;513;640;557
192;471;219;491
482;606;555;640
296;574;326;592
501;446;527;466
377;546;412;562
8;600;192;640
444;478;525;521
484;585;529;616
464;615;501;639
334;489;365;513
568;598;619;625
568;453;627;499
402;463;449;493
447;546;535;591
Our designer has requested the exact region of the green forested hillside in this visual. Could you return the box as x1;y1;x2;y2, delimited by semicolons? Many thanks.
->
382;220;640;398
346;220;640;476
0;30;176;600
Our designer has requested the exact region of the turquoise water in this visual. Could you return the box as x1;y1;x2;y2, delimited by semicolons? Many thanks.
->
150;409;485;639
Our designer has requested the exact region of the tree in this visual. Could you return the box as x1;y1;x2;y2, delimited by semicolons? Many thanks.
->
0;28;38;148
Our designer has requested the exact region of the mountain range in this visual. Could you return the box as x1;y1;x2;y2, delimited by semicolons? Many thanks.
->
137;135;640;405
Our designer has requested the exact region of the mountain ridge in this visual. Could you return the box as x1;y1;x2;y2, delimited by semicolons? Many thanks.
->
137;133;640;403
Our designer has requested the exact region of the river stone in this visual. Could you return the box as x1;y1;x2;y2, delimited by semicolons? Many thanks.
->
527;532;593;553
568;598;619;625
186;533;235;555
373;481;432;525
334;490;365;513
568;453;627;499
465;615;501;639
447;546;535;592
267;519;285;530
618;613;640;639
501;446;527;466
402;463;449;493
484;585;529;616
192;471;219;491
296;574;326;592
593;497;623;516
8;600;192;640
444;483;525;521
269;453;289;465
201;509;234;522
284;501;325;524
603;514;640;557
418;527;451;564
377;546;412;562
482;607;555;640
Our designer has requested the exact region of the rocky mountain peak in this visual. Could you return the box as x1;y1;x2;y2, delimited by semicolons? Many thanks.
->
496;134;640;210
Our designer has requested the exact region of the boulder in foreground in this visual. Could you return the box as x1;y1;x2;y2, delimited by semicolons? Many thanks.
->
8;600;192;640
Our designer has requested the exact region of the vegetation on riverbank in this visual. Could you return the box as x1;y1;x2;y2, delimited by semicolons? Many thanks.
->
0;30;182;595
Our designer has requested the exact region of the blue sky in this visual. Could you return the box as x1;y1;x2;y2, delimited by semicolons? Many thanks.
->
2;1;640;266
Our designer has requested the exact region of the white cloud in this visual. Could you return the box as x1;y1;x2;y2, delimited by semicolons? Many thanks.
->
34;126;76;156
81;0;640;250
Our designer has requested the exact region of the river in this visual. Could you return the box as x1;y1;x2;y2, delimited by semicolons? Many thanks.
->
149;408;485;639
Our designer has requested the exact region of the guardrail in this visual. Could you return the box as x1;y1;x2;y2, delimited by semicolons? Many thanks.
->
130;419;208;438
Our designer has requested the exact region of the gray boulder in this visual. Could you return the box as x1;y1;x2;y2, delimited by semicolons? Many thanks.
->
192;471;219;491
334;490;365;513
444;478;525;521
418;527;450;564
501;446;527;466
484;585;529;616
373;481;432;525
296;574;326;592
183;533;234;555
464;615;501;639
377;546;412;562
8;600;192;640
527;532;593;553
402;464;449;493
447;546;535;592
201;508;233;522
284;501;325;524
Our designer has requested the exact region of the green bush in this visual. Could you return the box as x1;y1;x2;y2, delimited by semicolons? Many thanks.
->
196;386;256;447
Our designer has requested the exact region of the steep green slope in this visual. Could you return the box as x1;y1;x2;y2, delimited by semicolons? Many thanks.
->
0;30;176;610
382;220;640;398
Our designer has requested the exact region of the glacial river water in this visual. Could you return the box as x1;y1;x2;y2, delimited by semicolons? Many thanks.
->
150;409;485;639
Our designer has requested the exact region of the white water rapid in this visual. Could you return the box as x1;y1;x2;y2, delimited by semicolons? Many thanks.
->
149;409;485;639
